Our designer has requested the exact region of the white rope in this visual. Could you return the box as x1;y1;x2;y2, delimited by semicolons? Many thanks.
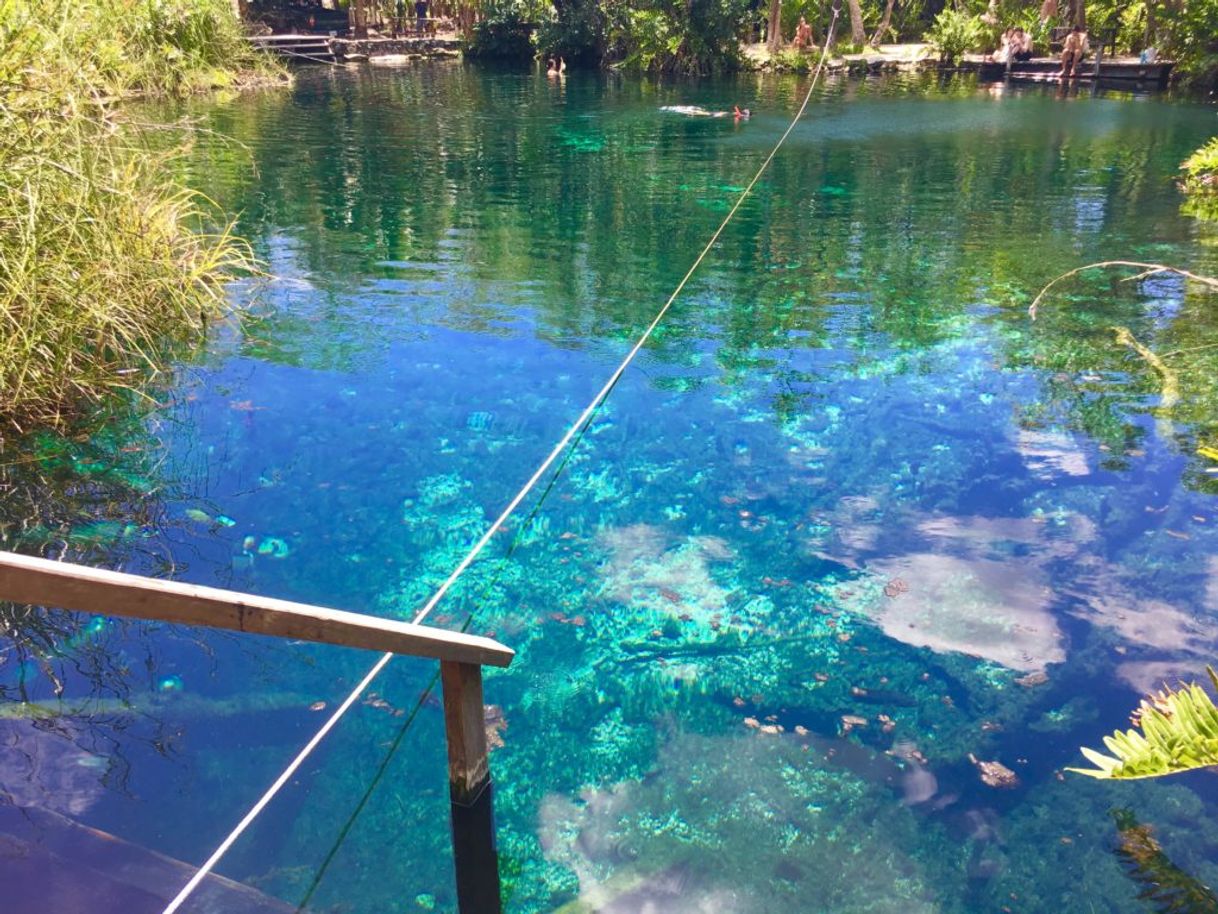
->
161;15;840;911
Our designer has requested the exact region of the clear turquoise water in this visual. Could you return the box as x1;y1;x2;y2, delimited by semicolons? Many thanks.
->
4;65;1218;913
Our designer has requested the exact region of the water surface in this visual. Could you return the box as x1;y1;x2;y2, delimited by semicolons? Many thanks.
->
4;65;1218;913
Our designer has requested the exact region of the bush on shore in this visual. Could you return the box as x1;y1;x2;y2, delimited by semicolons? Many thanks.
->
1181;137;1218;222
0;0;277;430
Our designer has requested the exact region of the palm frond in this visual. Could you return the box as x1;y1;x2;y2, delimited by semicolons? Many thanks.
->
1068;668;1218;780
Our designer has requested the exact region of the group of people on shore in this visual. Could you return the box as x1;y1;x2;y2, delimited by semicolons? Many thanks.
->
988;23;1092;79
989;27;1035;64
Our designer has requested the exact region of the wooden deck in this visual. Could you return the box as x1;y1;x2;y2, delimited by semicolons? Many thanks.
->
976;56;1174;88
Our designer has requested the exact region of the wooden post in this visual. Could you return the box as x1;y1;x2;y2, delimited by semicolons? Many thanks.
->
441;660;502;913
0;549;512;914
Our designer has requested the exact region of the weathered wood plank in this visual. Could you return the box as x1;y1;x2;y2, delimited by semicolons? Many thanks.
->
0;551;513;668
440;660;491;805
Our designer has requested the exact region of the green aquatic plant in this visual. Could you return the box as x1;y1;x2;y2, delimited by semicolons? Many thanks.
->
1112;809;1218;914
1069;668;1218;780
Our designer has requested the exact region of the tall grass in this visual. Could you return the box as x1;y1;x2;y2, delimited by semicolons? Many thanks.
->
0;0;279;430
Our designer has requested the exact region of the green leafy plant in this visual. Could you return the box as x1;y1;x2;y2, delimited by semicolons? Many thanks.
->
1182;138;1218;196
924;8;985;65
1069;668;1218;779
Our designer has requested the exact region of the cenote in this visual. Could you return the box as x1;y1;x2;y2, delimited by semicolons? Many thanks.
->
4;65;1218;913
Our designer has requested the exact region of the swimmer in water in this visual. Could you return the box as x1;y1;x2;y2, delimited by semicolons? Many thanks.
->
546;56;566;78
661;104;751;119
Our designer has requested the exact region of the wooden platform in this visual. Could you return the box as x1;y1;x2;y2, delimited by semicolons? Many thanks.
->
976;56;1174;88
246;33;464;64
247;33;336;62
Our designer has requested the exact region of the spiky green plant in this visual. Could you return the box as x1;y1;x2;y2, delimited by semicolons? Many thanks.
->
0;0;282;430
1069;668;1218;780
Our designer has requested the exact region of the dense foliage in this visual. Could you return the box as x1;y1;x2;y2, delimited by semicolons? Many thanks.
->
0;0;277;429
1182;138;1218;196
469;0;752;72
468;0;1216;83
925;8;986;63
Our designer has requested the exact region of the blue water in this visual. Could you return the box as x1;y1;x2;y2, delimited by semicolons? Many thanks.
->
3;65;1218;913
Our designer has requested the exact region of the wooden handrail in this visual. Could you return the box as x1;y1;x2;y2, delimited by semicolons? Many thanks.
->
0;551;513;668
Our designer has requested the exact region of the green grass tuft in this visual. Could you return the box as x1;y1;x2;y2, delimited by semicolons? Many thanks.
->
0;0;282;430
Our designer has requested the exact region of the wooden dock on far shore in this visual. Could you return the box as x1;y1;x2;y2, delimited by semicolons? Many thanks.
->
975;56;1174;89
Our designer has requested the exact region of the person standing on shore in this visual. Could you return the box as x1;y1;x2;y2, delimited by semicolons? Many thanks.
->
414;0;428;36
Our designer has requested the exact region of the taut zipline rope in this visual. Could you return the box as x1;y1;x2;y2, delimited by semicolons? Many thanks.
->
162;10;841;911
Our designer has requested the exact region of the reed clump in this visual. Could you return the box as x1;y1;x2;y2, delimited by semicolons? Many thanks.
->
0;0;281;430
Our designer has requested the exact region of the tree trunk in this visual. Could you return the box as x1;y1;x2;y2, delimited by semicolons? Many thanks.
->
766;0;782;52
870;0;896;46
352;0;369;38
1143;0;1156;47
848;0;866;45
1072;0;1085;29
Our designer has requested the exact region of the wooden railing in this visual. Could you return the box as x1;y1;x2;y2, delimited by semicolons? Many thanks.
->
0;550;510;913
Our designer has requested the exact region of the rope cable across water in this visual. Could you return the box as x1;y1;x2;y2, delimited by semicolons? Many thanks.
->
161;13;840;912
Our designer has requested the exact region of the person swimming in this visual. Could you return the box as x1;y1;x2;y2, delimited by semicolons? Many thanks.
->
661;104;751;119
546;57;566;77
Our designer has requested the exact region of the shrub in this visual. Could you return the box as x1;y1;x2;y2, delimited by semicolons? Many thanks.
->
924;8;986;64
600;0;750;73
772;47;813;71
1182;137;1218;194
465;0;542;60
1181;137;1218;221
0;0;261;429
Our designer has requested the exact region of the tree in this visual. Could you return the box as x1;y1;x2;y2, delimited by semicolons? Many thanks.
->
870;0;896;46
767;0;782;51
847;0;866;45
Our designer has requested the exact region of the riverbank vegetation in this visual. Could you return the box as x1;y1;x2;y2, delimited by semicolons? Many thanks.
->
0;0;281;431
463;0;1216;83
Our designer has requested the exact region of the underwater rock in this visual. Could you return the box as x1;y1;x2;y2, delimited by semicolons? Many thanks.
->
968;753;1020;789
485;704;507;751
596;524;734;622
537;731;954;913
841;714;868;734
1015;671;1048;688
